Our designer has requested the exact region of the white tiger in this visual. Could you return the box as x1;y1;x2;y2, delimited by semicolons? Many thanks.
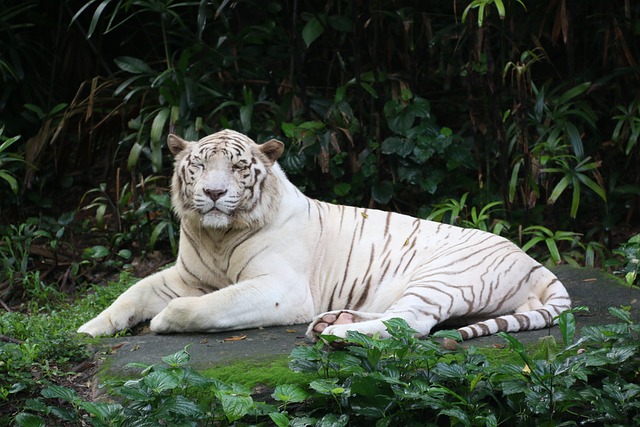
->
78;129;571;340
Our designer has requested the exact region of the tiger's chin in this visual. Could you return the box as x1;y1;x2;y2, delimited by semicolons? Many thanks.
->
200;210;234;229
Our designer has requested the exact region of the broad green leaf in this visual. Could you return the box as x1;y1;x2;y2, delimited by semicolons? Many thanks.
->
150;221;172;250
281;151;307;174
114;74;146;97
441;407;470;424
498;332;536;376
478;2;486;26
87;0;112;38
49;103;68;116
272;384;309;403
508;160;522;202
309;379;341;395
359;81;377;98
606;346;637;364
239;104;253;133
143;370;180;393
333;182;351;196
84;245;109;259
412;145;434;163
161;395;202;417
78;402;123;422
316;413;349;427
41;385;79;403
381;137;414;157
576;173;607;202
49;406;76;422
0;170;18;194
545;237;561;264
521;236;544;253
0;133;20;152
150;108;170;145
557;81;591;105
127;142;143;170
14;413;45;427
608;307;632;324
95;204;107;229
570;177;580;218
494;0;506;18
371;181;394;204
547;175;571;204
118;249;132;260
302;16;324;48
433;329;463;341
407;96;431;118
558;311;576;346
114;56;154;74
220;393;254;423
269;412;290;427
564;122;584;158
288;346;323;373
162;348;191;367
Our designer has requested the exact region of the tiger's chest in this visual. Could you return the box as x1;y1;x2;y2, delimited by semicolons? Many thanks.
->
177;223;267;289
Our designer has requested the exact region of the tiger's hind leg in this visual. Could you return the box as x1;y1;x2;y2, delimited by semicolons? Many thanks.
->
306;307;439;341
456;278;572;340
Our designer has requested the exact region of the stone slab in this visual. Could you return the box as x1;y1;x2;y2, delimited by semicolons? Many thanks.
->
96;266;639;374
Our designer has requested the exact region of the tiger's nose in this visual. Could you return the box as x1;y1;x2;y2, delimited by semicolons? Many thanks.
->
204;188;227;201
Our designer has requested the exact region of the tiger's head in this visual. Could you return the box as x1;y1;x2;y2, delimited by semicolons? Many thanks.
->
168;129;285;229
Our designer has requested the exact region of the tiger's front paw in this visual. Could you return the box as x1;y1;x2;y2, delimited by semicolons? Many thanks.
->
150;297;196;333
77;313;125;337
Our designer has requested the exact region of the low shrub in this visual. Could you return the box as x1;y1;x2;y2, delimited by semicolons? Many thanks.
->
13;307;640;426
0;275;131;424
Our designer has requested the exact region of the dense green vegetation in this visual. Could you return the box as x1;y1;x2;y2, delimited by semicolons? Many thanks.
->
13;310;640;426
1;0;640;424
1;1;639;285
0;274;130;424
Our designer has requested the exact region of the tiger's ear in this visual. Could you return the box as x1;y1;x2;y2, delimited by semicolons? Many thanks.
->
259;139;285;165
168;134;189;157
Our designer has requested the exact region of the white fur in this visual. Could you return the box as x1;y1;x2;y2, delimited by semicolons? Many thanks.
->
78;130;570;340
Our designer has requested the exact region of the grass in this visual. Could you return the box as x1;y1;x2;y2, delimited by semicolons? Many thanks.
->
202;356;317;389
0;274;133;421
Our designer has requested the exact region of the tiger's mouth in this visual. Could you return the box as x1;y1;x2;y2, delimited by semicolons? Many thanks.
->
203;206;232;216
200;207;235;228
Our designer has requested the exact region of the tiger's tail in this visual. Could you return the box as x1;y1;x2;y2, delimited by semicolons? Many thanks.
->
456;278;571;340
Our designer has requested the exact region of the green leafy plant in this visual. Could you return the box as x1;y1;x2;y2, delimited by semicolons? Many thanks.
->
0;220;59;305
521;225;583;266
15;346;276;427
0;213;97;309
427;193;510;235
542;154;607;218
609;234;640;286
12;305;640;426
83;176;178;256
612;98;640;155
380;88;468;201
507;81;607;220
0;127;23;196
462;0;527;27
287;308;640;426
0;274;133;423
495;307;640;425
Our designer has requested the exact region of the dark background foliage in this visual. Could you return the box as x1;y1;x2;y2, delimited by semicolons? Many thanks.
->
1;0;639;302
